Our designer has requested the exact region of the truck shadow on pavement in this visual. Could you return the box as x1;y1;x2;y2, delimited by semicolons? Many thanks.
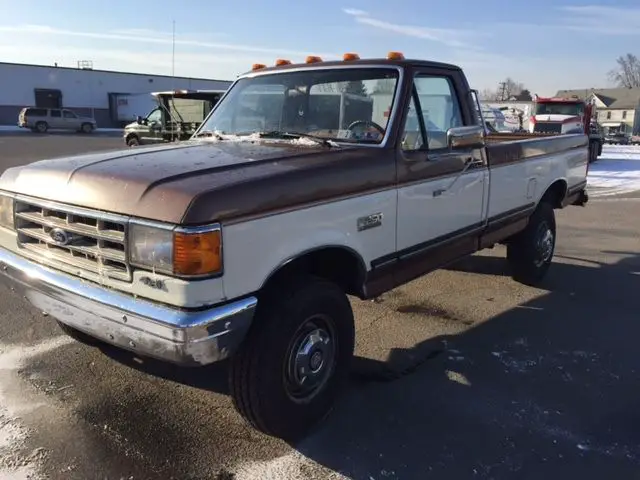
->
97;252;640;479
295;252;640;479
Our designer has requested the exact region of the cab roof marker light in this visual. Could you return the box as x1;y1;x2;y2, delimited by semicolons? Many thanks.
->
387;51;405;60
305;55;323;63
275;59;292;66
343;53;360;61
252;63;267;71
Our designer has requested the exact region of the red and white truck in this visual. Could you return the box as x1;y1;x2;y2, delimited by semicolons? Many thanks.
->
529;95;603;162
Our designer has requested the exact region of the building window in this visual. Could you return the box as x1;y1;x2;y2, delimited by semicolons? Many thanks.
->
607;111;612;120
622;111;627;119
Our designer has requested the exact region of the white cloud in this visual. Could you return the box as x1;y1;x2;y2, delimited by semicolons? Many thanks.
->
341;8;483;49
342;8;368;16
558;5;640;35
0;24;336;58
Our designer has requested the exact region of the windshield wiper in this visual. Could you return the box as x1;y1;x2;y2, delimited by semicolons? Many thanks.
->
193;130;226;140
257;131;340;148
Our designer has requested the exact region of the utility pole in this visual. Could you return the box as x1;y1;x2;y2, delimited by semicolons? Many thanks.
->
498;81;507;101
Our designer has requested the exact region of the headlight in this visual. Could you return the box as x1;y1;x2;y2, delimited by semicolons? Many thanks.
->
0;194;14;229
129;221;222;277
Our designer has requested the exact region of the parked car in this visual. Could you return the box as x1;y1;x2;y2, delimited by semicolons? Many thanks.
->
18;107;97;133
604;132;629;145
630;135;640;145
0;52;590;441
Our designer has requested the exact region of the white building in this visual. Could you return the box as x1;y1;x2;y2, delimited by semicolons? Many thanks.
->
555;88;640;135
0;62;232;127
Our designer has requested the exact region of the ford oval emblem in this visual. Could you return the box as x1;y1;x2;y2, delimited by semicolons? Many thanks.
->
50;228;71;246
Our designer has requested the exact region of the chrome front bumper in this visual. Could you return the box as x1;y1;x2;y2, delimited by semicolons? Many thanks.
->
0;247;257;366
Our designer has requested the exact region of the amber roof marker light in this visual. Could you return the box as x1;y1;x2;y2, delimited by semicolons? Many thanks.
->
251;63;267;70
387;51;405;60
343;53;360;61
275;59;292;66
305;55;323;63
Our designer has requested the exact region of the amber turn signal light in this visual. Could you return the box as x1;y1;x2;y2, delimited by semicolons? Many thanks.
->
173;230;222;276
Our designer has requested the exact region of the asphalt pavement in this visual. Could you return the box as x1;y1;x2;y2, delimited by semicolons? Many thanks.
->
0;133;639;480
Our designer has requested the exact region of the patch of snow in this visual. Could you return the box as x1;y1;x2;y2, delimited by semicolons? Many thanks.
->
232;451;349;480
589;145;640;197
0;336;74;480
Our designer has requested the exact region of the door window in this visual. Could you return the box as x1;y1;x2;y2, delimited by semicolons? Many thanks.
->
50;110;61;118
63;110;77;118
401;75;463;151
146;108;162;123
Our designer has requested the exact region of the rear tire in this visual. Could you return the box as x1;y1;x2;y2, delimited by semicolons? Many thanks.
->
229;275;355;441
56;320;102;347
35;121;48;133
126;136;139;147
507;201;556;286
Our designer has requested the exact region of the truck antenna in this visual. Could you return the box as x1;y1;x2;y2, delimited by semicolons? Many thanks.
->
171;19;176;141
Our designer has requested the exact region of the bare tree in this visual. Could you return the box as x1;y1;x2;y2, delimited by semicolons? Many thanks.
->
608;53;640;88
479;88;500;101
480;79;527;101
497;78;524;100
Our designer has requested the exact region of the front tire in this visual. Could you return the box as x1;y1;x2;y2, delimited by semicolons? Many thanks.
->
229;276;355;441
126;135;139;147
507;201;556;286
81;123;93;134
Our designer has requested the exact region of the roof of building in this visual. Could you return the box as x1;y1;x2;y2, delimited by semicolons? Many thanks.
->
554;87;640;109
0;61;232;84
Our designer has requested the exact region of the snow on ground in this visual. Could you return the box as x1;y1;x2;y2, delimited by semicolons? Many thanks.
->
0;336;74;480
588;145;640;197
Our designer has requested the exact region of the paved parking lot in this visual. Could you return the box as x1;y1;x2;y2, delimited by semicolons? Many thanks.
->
1;133;639;479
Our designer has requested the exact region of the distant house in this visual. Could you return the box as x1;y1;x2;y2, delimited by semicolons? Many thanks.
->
555;87;640;135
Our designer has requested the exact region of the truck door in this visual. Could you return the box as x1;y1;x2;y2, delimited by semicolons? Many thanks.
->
396;72;487;254
141;108;164;144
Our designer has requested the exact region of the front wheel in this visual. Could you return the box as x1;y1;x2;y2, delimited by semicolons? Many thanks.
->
229;276;355;441
81;123;93;134
126;136;139;147
507;201;556;286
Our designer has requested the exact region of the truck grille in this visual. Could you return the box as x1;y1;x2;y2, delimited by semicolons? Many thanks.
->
14;199;131;282
533;122;562;134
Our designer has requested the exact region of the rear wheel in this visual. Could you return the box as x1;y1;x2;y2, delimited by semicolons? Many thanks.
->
35;121;48;133
229;275;355;441
507;201;556;286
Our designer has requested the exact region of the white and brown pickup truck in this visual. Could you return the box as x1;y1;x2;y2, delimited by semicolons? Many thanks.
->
0;53;589;440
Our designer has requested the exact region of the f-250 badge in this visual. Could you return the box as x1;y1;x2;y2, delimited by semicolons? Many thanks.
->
357;213;383;232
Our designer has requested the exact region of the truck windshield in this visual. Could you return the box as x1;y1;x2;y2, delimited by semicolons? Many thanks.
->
534;102;584;116
198;67;400;144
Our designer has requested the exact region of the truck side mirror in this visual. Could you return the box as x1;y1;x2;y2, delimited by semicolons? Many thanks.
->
447;125;486;150
136;115;144;124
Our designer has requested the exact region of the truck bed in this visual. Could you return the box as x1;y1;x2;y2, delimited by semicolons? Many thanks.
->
485;133;589;167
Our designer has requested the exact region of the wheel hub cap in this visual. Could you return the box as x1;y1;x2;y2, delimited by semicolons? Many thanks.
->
536;224;554;266
285;321;336;402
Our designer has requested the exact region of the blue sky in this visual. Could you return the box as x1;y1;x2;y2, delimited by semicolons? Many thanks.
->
0;0;639;95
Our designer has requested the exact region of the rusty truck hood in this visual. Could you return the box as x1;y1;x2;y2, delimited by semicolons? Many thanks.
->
0;138;395;224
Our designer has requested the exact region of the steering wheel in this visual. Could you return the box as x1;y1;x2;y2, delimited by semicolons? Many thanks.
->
346;120;386;139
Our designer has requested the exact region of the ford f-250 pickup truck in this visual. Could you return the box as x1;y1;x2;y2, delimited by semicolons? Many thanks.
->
0;52;589;441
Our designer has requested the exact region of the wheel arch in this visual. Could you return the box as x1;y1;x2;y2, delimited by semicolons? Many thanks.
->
259;245;368;299
538;178;568;209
